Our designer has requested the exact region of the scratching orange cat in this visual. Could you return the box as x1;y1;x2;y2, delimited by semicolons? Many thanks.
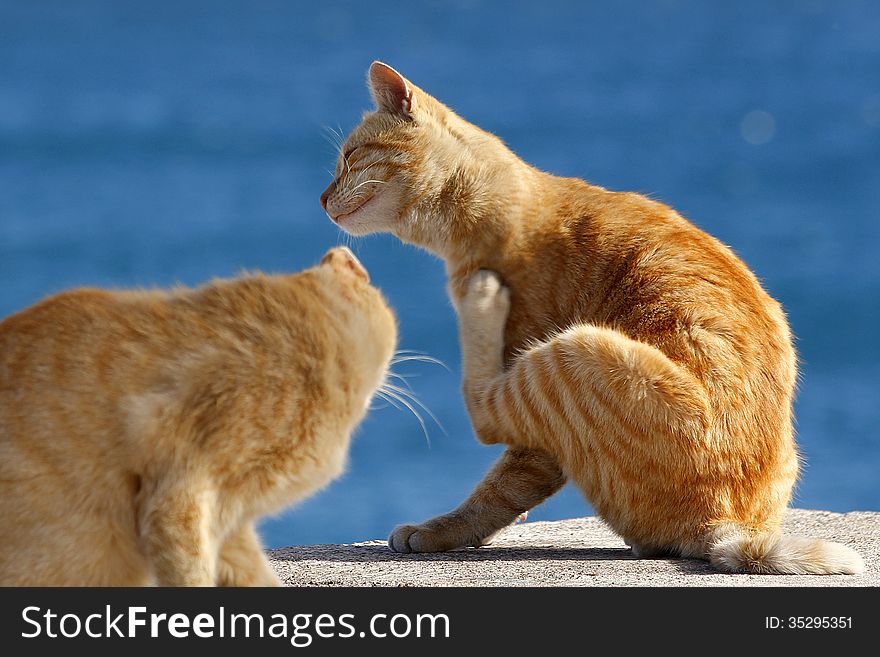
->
0;247;397;585
321;62;863;574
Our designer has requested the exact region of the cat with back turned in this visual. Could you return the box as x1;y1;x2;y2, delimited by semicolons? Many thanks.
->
0;247;397;586
320;62;863;574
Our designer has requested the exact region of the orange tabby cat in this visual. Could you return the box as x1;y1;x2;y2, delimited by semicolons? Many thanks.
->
0;247;397;585
320;61;864;574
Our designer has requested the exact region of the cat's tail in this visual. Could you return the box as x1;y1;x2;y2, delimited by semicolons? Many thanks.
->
707;524;864;575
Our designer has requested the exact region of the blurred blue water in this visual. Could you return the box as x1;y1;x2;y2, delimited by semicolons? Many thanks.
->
1;1;877;548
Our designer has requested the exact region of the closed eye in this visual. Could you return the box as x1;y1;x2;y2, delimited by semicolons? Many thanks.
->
337;146;359;176
336;147;354;176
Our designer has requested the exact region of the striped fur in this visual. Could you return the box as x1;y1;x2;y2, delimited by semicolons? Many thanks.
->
0;247;397;585
324;62;864;574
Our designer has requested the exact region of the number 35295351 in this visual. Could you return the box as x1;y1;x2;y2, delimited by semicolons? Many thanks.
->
765;616;852;629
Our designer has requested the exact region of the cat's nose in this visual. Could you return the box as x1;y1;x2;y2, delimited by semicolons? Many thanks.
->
320;182;334;212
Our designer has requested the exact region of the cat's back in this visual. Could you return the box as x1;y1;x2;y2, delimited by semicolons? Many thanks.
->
1;287;172;411
558;181;792;353
521;178;797;410
1;287;136;351
0;288;174;482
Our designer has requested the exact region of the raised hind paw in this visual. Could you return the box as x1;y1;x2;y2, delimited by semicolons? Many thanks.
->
461;269;510;330
458;270;512;439
459;270;510;383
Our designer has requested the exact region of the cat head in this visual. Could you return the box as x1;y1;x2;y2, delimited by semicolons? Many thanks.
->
314;246;398;388
320;62;508;253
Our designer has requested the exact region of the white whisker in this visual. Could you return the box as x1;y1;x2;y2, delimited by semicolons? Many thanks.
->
378;385;432;446
321;126;347;157
390;353;450;372
356;161;380;179
375;389;405;411
368;397;394;411
352;179;386;192
386;371;415;392
382;382;447;437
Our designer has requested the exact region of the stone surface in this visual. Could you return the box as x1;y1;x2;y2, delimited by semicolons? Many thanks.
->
268;509;878;587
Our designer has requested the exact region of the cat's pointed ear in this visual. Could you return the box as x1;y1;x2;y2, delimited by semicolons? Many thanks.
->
368;61;414;116
321;246;370;282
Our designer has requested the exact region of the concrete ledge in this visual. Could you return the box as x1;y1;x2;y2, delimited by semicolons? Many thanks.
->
268;509;878;586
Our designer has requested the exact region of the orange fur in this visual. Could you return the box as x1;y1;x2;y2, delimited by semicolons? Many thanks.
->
0;247;397;585
323;62;863;574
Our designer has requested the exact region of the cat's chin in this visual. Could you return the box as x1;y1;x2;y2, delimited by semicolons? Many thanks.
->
331;192;395;237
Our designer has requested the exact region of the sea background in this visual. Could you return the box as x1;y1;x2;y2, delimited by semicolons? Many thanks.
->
1;1;877;548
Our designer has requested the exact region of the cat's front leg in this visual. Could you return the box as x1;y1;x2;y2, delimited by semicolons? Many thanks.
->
138;477;218;586
216;523;281;587
389;446;565;553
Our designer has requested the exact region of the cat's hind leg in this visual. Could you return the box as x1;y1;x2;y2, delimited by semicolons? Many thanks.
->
626;542;675;559
216;523;280;587
459;271;712;465
452;270;714;556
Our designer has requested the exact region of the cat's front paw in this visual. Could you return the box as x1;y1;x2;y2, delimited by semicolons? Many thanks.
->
389;523;463;553
461;269;510;328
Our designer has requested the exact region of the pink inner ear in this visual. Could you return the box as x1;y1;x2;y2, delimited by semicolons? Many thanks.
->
369;61;413;115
